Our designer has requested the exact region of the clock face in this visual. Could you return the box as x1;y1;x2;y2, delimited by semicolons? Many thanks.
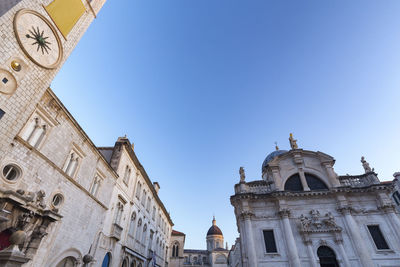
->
14;9;63;69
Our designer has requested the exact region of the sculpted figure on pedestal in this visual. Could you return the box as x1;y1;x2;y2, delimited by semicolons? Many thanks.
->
361;156;373;173
239;167;245;182
289;133;298;149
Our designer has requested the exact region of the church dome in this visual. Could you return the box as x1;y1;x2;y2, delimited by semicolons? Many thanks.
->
262;150;288;171
207;217;223;236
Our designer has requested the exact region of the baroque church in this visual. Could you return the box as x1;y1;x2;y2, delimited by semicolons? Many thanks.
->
230;135;400;267
169;217;230;267
1;1;400;267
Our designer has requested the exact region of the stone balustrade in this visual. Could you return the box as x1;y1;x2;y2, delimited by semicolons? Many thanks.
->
338;172;380;187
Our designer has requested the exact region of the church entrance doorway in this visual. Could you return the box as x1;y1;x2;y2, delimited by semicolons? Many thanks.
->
317;246;339;267
0;229;12;251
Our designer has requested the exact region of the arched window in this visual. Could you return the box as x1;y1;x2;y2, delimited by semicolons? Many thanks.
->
128;212;137;236
136;218;142;241
305;174;328;190
284;174;303;191
101;252;111;267
284;173;328;191
172;246;175;257
141;224;147;244
317;246;339;267
123;166;131;185
121;258;128;267
22;116;48;148
135;182;142;199
56;256;77;267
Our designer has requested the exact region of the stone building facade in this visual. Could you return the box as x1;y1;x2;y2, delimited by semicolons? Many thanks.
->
230;135;400;267
0;0;105;169
0;87;173;267
169;218;229;267
0;1;174;266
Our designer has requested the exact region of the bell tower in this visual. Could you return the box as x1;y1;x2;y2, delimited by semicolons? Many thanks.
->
0;0;106;161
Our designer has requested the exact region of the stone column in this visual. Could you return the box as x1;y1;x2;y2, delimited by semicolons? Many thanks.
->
298;169;310;191
279;209;301;267
322;163;340;187
338;207;373;267
303;238;318;267
241;212;257;267
335;234;351;267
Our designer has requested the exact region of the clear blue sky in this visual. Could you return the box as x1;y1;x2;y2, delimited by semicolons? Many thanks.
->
52;0;400;249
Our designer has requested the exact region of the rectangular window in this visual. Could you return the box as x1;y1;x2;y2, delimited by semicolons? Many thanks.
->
367;225;389;250
263;230;278;253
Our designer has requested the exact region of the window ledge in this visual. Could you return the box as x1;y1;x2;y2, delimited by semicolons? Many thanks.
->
375;249;395;254
264;252;280;257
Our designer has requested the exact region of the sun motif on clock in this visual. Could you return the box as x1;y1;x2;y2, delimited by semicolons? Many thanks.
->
25;26;52;55
14;9;63;69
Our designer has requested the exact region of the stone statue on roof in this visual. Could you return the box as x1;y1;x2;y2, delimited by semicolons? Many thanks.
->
289;133;298;149
239;167;245;182
361;156;373;173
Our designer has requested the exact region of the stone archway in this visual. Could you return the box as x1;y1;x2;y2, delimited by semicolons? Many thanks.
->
317;246;339;267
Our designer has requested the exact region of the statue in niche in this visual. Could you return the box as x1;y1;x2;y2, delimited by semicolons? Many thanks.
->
361;156;373;173
239;167;245;182
289;133;298;149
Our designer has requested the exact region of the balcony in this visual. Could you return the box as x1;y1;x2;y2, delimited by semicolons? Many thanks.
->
339;172;380;188
110;223;123;240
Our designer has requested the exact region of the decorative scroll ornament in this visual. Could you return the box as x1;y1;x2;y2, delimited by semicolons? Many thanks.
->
298;210;342;233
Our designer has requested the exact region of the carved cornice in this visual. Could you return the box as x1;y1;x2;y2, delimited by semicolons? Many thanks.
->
378;203;396;213
230;184;392;202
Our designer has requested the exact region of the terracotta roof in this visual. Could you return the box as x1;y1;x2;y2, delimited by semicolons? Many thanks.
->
172;230;185;236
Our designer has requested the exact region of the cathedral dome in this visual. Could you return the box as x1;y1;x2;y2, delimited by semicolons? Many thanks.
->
262;150;288;171
207;217;223;236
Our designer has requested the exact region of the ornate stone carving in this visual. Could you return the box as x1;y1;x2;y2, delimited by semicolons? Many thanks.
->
298;210;342;233
35;190;46;209
17;212;33;230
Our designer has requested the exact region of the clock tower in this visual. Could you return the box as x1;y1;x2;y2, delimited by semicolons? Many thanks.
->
0;0;106;161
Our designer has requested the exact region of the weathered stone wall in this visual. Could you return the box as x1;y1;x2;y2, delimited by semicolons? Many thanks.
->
0;88;116;266
0;0;104;175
